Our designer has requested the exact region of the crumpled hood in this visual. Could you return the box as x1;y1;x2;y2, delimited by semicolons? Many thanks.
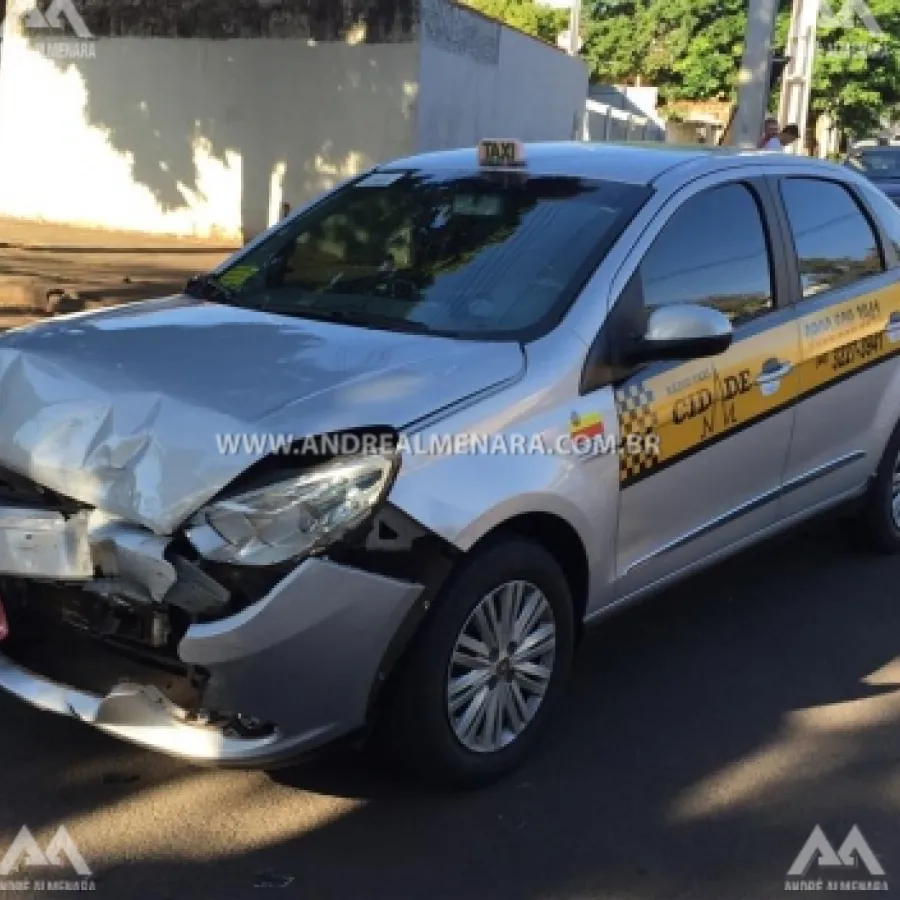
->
0;296;524;534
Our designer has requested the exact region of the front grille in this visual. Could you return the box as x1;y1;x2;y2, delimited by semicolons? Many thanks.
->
3;602;204;711
2;581;205;710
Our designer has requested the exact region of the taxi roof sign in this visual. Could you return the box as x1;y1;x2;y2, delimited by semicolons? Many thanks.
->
478;139;526;168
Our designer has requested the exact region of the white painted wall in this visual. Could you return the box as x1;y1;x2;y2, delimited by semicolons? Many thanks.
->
0;0;587;242
0;26;418;241
417;2;588;152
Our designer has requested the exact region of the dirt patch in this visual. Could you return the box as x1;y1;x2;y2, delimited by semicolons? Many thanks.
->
0;245;231;330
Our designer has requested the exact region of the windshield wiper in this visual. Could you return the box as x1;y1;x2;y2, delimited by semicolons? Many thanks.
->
185;273;238;305
261;303;436;334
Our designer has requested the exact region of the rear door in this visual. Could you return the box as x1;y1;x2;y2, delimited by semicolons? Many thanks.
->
773;175;900;519
610;176;802;598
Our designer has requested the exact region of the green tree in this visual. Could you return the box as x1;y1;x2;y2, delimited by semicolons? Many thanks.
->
768;0;900;138
460;0;569;44
581;2;653;85
471;0;900;138
807;0;900;138
582;0;749;102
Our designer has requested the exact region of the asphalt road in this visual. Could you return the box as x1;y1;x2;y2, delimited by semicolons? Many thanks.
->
1;515;899;900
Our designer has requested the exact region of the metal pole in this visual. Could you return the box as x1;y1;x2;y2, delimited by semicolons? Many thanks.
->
778;0;821;155
568;0;582;55
730;0;781;148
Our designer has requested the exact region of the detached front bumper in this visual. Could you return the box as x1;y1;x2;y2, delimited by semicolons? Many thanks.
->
0;557;424;766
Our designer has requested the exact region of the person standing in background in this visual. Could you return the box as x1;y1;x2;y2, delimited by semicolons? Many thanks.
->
778;124;800;150
760;123;800;152
759;117;780;148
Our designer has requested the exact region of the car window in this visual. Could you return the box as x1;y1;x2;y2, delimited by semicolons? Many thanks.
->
639;183;774;327
856;179;900;261
779;177;884;298
850;149;900;177
208;170;651;341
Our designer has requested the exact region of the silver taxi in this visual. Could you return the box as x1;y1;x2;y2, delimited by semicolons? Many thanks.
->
3;140;900;788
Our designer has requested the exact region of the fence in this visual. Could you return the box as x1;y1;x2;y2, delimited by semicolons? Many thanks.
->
583;98;666;143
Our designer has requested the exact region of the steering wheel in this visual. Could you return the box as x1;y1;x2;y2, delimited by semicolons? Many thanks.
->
375;278;421;301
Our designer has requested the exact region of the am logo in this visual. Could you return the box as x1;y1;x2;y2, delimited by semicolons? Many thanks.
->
785;825;888;891
0;826;92;878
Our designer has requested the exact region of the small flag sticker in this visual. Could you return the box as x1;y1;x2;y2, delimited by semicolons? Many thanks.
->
569;412;604;441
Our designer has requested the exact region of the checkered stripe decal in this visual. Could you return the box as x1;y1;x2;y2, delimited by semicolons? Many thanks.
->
615;382;660;483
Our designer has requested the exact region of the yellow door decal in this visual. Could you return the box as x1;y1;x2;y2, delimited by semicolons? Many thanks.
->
617;319;802;487
616;280;900;489
796;284;900;398
615;383;660;483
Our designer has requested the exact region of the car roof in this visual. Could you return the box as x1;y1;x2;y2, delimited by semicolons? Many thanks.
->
379;141;835;187
852;144;900;153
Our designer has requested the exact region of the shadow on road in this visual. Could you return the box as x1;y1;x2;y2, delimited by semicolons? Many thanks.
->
3;516;900;899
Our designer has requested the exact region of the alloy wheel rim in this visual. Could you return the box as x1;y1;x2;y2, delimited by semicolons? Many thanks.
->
445;580;556;754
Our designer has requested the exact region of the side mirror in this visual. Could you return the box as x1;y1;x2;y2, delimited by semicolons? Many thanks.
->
627;304;733;364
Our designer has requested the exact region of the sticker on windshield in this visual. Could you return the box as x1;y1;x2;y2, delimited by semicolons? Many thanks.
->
357;172;406;188
217;266;258;288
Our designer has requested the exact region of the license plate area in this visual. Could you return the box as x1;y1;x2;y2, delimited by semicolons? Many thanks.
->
0;506;93;580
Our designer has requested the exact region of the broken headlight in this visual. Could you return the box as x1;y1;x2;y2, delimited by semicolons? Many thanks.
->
186;454;396;566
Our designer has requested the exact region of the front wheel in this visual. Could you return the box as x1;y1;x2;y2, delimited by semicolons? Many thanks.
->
380;537;576;789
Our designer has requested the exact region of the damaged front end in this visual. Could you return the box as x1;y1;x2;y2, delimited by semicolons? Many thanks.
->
0;450;442;766
0;300;520;764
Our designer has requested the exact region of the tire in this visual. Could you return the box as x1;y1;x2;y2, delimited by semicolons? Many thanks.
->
379;536;576;790
858;421;900;554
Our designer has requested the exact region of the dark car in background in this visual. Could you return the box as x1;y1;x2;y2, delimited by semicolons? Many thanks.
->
846;144;900;205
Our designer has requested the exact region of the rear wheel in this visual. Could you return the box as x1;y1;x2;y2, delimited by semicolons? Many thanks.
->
381;537;575;789
858;421;900;553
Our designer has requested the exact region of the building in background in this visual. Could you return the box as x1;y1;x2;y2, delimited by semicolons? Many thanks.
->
0;0;587;242
664;100;734;145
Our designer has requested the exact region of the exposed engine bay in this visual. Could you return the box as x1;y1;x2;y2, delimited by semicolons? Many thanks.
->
0;466;296;740
0;461;449;757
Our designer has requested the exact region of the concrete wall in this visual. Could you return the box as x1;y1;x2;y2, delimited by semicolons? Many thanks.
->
416;0;588;152
585;100;666;143
590;85;660;121
0;0;419;241
0;0;587;241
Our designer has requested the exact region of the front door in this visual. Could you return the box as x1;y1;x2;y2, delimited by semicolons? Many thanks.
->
611;179;802;598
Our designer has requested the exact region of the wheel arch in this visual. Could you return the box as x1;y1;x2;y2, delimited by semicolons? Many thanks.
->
465;511;591;636
871;363;900;478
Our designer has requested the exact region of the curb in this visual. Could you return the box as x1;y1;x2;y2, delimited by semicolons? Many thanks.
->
0;243;240;254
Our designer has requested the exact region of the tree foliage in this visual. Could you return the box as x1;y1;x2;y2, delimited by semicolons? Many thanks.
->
459;0;569;45
582;0;750;102
804;0;900;137
464;0;900;135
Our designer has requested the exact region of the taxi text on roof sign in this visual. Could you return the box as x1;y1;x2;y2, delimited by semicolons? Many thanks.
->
478;139;526;168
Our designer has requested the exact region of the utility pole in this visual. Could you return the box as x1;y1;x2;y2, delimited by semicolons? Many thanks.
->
730;0;781;148
568;0;582;55
778;0;821;154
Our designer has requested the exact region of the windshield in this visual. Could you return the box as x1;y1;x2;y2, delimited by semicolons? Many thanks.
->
850;149;900;178
202;169;651;340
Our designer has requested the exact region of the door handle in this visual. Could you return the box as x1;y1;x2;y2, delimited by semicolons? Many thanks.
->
756;361;793;385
